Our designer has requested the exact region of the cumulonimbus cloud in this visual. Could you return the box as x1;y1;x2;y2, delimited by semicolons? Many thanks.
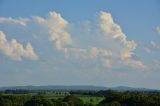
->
0;31;38;61
0;17;29;26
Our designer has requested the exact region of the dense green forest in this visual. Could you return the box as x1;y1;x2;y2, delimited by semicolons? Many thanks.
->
0;90;160;106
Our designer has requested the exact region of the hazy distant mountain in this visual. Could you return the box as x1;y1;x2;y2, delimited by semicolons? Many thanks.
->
0;85;107;91
110;86;155;91
0;85;156;91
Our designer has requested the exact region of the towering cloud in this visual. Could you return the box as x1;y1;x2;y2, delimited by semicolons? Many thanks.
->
99;11;136;59
33;12;72;49
0;31;38;61
0;17;29;26
98;11;144;68
32;11;144;69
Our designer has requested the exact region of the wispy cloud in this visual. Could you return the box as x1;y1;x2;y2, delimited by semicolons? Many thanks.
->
156;27;160;35
62;47;112;60
0;17;29;26
145;41;160;54
0;31;38;61
150;41;160;50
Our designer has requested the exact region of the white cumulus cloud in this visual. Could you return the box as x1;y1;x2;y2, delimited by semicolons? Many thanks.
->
32;11;144;69
33;12;72;49
0;31;38;61
60;11;144;69
98;11;144;68
99;11;136;59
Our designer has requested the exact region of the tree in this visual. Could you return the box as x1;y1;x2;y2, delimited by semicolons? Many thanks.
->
24;94;53;106
63;95;83;106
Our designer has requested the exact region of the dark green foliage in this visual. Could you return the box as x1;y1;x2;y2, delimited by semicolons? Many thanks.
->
0;95;31;106
24;94;53;106
63;95;84;106
0;90;160;106
99;91;160;106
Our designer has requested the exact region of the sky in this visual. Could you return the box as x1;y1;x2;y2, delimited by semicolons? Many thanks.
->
0;0;160;89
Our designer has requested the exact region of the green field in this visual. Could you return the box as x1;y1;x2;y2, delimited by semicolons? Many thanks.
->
44;94;104;105
79;96;104;105
45;95;104;105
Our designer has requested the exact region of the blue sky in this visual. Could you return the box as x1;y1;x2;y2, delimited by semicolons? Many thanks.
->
0;0;160;89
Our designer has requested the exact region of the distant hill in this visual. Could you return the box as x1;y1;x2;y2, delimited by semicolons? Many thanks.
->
0;85;107;91
110;86;156;91
0;85;157;91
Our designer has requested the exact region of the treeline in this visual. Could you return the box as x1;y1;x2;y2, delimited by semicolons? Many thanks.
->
98;90;160;106
3;89;70;96
2;89;160;96
70;90;160;96
0;90;160;106
0;94;85;106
